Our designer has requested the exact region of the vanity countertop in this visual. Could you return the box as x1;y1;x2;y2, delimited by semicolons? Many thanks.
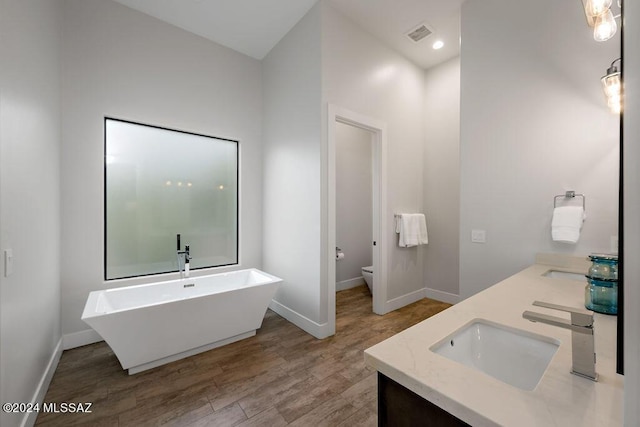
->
364;255;623;426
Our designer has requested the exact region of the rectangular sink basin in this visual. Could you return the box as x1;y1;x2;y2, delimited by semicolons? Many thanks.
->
542;270;586;281
430;319;560;391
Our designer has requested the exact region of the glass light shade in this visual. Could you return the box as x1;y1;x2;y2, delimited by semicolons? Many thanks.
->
607;94;622;114
585;0;613;17
601;72;622;98
594;9;617;41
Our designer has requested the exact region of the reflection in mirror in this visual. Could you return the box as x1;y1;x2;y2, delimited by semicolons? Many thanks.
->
105;118;238;280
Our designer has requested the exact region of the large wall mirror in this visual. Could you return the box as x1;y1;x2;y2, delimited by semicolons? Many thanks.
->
104;118;239;280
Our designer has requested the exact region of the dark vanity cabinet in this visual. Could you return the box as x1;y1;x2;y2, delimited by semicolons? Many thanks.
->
378;373;470;427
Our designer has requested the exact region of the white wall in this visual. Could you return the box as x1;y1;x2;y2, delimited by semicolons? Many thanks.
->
336;122;372;286
0;1;62;426
459;0;621;298
262;4;324;331
321;2;426;303
423;56;461;303
623;0;640;424
61;0;263;338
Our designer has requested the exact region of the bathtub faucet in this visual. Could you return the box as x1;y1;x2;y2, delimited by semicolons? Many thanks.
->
177;245;191;278
176;234;191;278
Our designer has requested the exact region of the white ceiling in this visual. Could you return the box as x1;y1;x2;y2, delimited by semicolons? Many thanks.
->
112;0;464;70
328;0;464;69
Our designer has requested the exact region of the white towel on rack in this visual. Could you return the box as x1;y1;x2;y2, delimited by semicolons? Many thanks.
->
551;206;586;244
396;214;428;247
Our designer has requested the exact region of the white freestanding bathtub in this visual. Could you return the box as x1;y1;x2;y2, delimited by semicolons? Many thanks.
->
81;268;281;374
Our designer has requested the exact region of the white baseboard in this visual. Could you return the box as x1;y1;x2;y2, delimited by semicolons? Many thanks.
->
383;288;428;313
22;338;63;427
336;277;365;291
268;299;332;339
424;287;461;305
63;329;103;350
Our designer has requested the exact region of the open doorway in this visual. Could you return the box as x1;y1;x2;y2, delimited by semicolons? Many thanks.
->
335;122;374;299
327;105;388;335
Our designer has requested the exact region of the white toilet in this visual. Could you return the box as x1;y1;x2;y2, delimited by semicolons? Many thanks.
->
361;265;373;293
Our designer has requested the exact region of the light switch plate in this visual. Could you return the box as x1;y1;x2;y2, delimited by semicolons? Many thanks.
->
4;249;13;277
611;236;619;254
471;229;486;243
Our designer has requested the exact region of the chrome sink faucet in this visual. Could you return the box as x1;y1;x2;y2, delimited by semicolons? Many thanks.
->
523;301;598;381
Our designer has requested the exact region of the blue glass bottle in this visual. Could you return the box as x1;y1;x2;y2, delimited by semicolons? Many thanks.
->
585;254;618;315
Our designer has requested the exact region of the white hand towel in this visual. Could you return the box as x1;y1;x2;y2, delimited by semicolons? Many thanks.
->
551;206;585;244
397;214;428;247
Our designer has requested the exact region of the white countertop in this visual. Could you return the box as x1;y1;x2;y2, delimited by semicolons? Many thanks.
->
364;255;623;427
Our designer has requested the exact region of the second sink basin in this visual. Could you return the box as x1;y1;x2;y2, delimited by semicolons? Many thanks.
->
430;319;560;391
542;270;587;281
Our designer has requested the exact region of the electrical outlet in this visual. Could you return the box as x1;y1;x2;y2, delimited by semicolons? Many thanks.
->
471;230;486;243
611;236;619;254
4;249;13;277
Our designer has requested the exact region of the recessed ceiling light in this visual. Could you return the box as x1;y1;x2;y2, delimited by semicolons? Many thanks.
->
432;40;444;50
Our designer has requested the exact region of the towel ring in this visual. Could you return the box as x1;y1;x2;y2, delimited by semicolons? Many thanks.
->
554;191;585;210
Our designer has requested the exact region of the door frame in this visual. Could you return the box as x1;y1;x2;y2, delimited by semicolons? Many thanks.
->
327;104;388;333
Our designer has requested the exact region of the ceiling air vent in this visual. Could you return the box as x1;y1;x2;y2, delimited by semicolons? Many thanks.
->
406;23;434;43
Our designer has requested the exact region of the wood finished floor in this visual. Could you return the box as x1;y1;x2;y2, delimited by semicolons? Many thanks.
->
36;286;451;427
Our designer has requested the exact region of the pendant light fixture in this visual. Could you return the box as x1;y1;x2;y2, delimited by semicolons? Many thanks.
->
601;58;622;114
581;0;618;41
585;0;612;17
593;9;618;41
